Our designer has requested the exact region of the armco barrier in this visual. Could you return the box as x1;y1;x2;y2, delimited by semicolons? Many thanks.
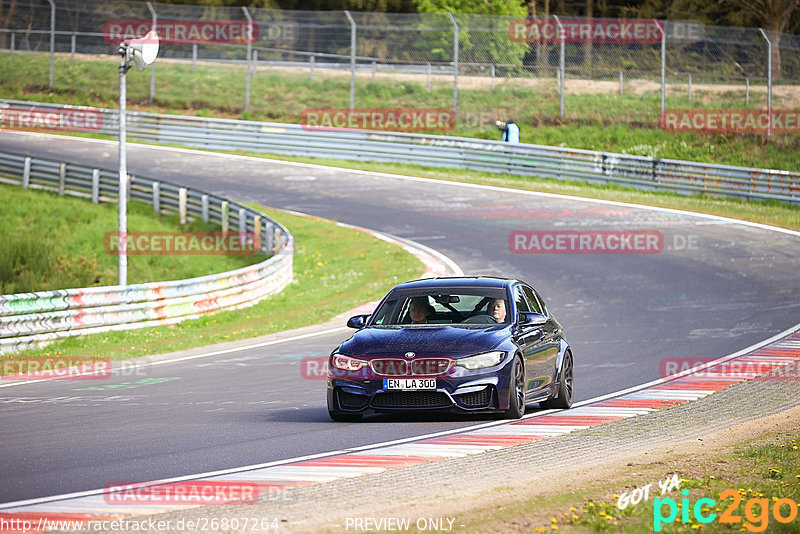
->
1;99;797;204
0;150;293;354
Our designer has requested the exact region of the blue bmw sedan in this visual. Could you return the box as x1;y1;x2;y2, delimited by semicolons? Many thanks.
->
327;277;573;422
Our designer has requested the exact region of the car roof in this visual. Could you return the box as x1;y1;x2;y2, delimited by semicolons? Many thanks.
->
391;276;519;291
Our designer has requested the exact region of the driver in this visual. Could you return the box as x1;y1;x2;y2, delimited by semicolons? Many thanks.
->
409;297;432;324
488;298;506;322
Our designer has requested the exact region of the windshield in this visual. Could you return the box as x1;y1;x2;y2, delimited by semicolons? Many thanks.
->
370;287;510;326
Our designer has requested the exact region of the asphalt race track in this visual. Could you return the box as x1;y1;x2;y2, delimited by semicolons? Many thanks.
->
2;133;799;504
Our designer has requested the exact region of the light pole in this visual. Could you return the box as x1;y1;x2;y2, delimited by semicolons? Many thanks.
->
117;31;159;286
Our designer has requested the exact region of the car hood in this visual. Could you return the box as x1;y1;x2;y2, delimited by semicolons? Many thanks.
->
339;325;510;358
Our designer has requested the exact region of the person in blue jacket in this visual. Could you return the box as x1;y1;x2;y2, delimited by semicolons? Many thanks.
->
495;118;519;143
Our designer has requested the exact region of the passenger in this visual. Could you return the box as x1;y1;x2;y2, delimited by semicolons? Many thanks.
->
409;297;431;324
488;298;507;322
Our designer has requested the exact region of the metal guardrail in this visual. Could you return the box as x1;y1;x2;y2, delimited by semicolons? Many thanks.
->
1;99;799;206
0;149;293;354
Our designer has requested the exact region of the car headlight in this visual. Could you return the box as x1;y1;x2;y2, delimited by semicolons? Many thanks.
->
455;351;505;370
332;354;369;372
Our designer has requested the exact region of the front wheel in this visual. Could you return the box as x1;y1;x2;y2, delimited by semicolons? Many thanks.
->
541;351;573;410
329;411;362;422
502;356;526;419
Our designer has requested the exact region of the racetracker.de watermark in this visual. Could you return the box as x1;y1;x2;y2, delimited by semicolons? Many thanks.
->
104;481;260;505
661;109;800;133
508;18;661;43
103;20;257;44
509;230;663;254
0;107;103;132
103;232;259;255
660;357;800;381
1;356;111;380
300;108;455;133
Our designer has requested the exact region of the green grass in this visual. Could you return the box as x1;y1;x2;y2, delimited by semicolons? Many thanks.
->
4;205;424;364
2;52;798;171
0;183;260;294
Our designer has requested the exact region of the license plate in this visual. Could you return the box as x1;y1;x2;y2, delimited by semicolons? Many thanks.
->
383;378;436;390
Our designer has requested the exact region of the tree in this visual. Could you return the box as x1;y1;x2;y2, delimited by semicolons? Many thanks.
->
723;0;799;78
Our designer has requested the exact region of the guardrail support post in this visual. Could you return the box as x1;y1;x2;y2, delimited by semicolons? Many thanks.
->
758;28;772;137
22;157;31;188
201;194;209;223
179;187;187;224
58;163;66;195
242;7;253;112
221;201;229;232
238;208;247;246
192;44;197;72
152;182;160;213
253;215;262;252
47;0;55;89
92;169;100;203
344;11;356;111
448;13;459;114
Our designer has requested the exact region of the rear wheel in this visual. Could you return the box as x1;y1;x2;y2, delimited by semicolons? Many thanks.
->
329;411;362;422
541;351;573;410
503;356;526;419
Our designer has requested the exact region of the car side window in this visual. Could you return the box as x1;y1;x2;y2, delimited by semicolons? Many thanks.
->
514;286;530;320
521;285;543;314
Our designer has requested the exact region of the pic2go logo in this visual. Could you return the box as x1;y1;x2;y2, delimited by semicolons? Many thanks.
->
654;489;799;532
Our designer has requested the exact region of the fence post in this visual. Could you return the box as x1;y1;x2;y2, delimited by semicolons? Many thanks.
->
660;20;666;116
619;71;623;95
58;163;66;195
688;73;692;103
179;188;187;224
192;44;197;72
553;15;565;119
92;169;100;203
309;55;315;82
71;33;76;61
344;10;356;111
253;49;258;78
10;31;14;55
427;62;431;91
490;63;495;90
22;157;31;188
758;28;772;137
47;0;55;89
201;194;209;223
371;59;376;84
745;77;749;105
146;2;157;105
448;13;459;114
242;6;253;112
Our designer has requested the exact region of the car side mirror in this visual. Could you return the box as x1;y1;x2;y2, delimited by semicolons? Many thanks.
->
346;314;370;329
519;312;547;326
